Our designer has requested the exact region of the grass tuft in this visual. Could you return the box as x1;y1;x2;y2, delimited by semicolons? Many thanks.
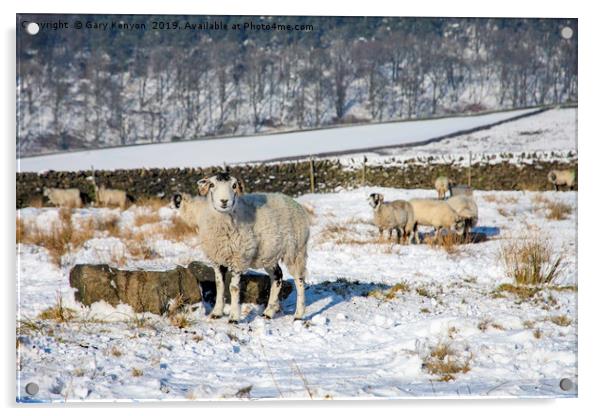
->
38;295;77;323
423;343;471;382
499;237;564;286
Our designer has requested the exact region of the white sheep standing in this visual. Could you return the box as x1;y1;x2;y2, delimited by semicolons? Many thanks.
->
547;169;576;191
368;193;416;244
171;192;207;230
87;178;129;209
434;176;453;200
446;195;478;239
42;187;82;208
195;172;310;322
409;198;465;243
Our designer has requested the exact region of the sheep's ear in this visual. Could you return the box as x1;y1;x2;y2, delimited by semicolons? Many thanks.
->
377;194;384;203
173;193;182;207
197;178;211;196
234;179;245;196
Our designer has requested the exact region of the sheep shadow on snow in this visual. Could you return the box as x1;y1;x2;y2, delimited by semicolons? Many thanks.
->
414;226;500;245
282;278;391;321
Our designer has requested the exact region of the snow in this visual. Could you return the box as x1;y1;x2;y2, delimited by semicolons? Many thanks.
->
16;188;577;401
17;108;541;172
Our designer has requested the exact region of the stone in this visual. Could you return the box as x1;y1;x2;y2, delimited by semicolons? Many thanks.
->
69;262;293;314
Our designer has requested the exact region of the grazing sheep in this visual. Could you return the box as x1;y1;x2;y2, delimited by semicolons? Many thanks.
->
171;193;207;230
446;195;478;238
449;185;473;197
196;172;310;322
547;169;576;191
42;187;82;208
367;193;416;244
434;176;453;200
87;178;129;209
409;198;465;243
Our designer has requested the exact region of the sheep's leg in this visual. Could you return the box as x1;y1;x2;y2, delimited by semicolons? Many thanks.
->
263;264;283;319
292;274;305;320
228;271;242;323
388;229;393;241
210;265;227;319
554;184;559;191
395;227;401;244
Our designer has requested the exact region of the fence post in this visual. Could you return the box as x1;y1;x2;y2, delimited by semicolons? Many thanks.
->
362;156;367;186
309;158;315;194
468;151;472;187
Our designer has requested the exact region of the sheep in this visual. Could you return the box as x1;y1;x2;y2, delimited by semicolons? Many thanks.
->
446;195;478;239
367;193;416;244
195;171;310;323
170;192;207;230
42;187;82;208
409;198;465;243
87;178;130;209
547;169;576;191
434;176;453;199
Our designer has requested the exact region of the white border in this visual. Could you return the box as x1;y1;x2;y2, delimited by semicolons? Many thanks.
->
3;1;600;415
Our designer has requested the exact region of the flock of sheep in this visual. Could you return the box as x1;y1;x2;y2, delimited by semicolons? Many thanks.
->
33;168;575;322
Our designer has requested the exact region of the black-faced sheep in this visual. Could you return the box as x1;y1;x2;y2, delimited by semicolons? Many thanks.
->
368;193;416;244
195;172;310;322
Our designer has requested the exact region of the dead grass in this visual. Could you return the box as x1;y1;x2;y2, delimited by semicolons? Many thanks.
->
17;210;95;265
546;201;573;220
134;211;161;227
533;328;543;339
136;197;166;210
110;346;123;357
423;343;471;382
368;282;411;300
499;237;564;286
38;294;77;323
416;287;436;299
425;233;461;254
162;217;197;241
478;318;505;332
131;368;144;377
547;315;572;327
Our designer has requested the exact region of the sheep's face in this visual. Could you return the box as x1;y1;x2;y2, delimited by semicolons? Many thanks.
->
452;218;466;235
368;193;384;208
197;172;243;213
42;188;49;197
548;171;557;183
171;193;183;209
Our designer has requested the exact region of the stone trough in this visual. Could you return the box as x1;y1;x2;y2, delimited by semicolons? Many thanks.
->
69;262;293;315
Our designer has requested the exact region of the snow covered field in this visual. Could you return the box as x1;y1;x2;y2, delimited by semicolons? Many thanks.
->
356;107;577;163
16;187;577;401
17;108;542;172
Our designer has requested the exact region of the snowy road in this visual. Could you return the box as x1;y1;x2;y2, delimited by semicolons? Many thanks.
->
18;108;542;172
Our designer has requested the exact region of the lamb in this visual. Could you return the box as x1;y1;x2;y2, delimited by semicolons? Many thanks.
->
446;195;478;239
42;187;83;208
195;172;310;322
547;169;576;191
171;192;207;230
87;178;130;209
409;198;465;243
434;176;453;199
367;193;416;244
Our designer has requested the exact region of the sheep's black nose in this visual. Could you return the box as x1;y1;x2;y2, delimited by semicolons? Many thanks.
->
220;199;228;207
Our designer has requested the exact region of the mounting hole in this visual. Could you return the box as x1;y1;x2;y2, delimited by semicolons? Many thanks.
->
25;382;39;396
561;26;573;40
559;378;574;391
25;22;40;36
